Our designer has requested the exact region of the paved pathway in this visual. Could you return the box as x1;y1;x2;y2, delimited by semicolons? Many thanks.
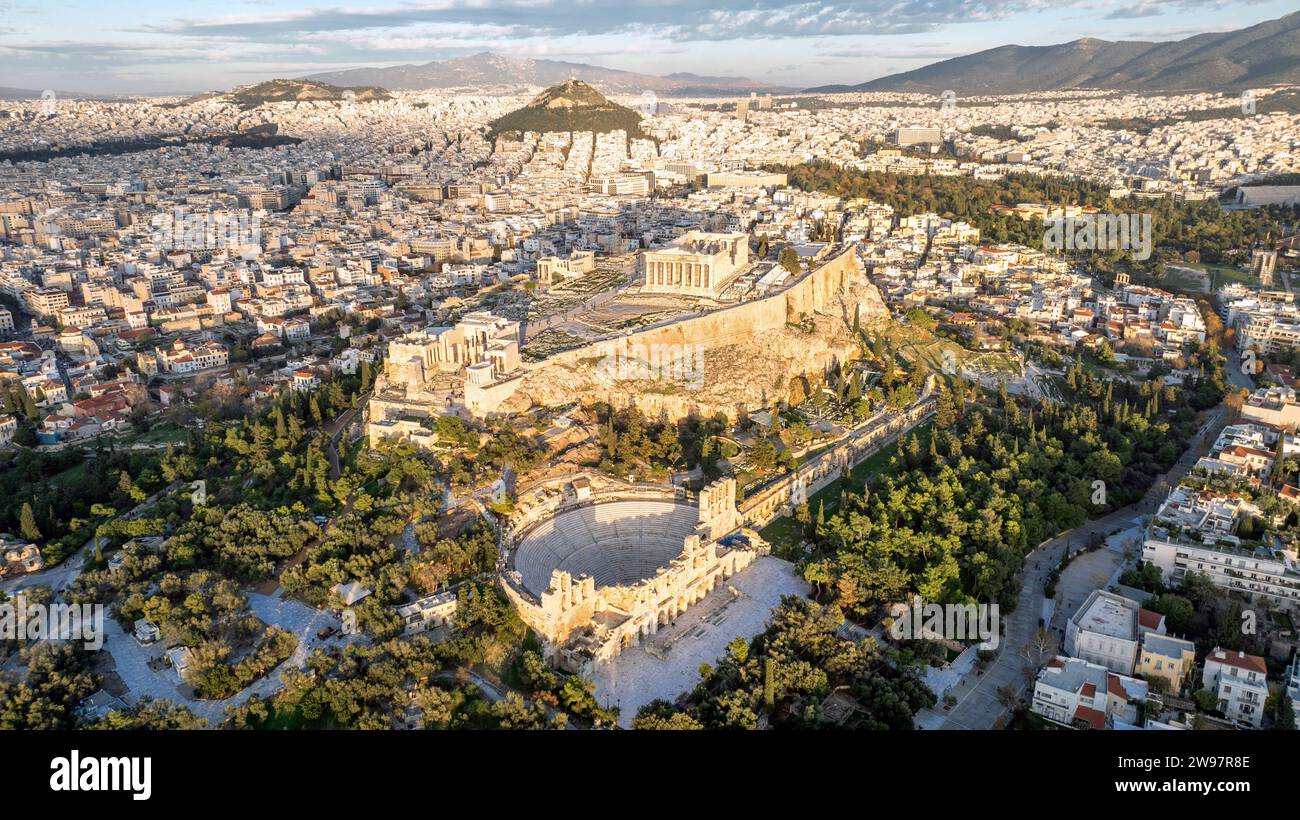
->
102;590;357;725
592;556;808;727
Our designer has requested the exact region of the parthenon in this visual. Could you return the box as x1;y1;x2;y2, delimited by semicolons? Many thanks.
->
640;231;749;298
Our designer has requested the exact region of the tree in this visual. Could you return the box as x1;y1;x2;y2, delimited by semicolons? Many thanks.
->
905;306;936;331
631;700;704;730
1265;689;1296;730
1192;688;1219;713
1019;627;1055;679
18;385;38;420
19;502;41;542
1095;341;1117;365
750;438;777;472
778;246;801;275
1145;594;1196;635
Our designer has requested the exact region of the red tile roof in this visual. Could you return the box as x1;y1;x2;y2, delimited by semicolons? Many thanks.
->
1073;705;1106;730
1138;609;1164;631
1209;649;1266;675
1107;674;1133;700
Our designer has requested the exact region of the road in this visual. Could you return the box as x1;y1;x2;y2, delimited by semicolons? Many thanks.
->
433;669;505;702
325;391;370;480
933;400;1230;730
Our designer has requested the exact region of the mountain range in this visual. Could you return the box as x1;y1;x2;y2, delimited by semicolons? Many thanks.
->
305;52;784;97
179;79;391;110
807;11;1300;95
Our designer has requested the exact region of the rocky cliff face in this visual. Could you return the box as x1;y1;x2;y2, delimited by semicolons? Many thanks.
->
512;255;890;420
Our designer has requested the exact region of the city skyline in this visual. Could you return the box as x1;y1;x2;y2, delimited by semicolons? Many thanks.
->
0;0;1296;95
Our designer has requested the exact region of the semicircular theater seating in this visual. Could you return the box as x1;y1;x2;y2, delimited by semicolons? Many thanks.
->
513;500;699;597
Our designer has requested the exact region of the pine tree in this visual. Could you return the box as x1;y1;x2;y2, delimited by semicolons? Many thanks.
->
763;656;775;709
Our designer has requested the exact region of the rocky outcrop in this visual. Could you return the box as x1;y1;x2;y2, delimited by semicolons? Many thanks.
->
514;248;889;420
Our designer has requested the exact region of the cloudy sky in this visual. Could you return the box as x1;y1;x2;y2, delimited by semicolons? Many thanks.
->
0;0;1293;94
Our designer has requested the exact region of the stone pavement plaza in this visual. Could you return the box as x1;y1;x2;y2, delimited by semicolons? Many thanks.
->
592;556;808;728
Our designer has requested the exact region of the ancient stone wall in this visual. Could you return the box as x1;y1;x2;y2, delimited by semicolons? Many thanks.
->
498;477;762;672
739;398;936;528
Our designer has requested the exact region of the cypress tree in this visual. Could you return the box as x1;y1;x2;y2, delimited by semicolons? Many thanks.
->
19;502;41;541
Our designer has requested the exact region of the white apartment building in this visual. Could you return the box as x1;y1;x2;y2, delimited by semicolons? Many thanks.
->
1240;385;1300;431
1202;648;1268;728
1240;313;1300;357
206;288;232;315
1031;655;1148;730
1064;590;1153;675
25;287;68;317
1223;288;1300;357
154;339;229;374
284;317;311;342
57;305;105;329
1142;487;1300;610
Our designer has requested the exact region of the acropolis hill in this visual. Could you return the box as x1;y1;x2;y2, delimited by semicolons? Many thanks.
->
368;245;889;432
515;247;887;420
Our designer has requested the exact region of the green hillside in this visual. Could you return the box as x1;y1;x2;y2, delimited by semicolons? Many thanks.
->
487;79;647;140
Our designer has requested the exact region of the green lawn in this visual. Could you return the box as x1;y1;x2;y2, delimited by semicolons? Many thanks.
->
49;461;88;487
1159;265;1211;294
1207;263;1256;290
130;423;191;445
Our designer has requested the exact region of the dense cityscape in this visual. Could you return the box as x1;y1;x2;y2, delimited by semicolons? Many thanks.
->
2;4;1300;789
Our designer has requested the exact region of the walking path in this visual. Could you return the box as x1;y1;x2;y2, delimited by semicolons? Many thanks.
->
102;589;357;725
